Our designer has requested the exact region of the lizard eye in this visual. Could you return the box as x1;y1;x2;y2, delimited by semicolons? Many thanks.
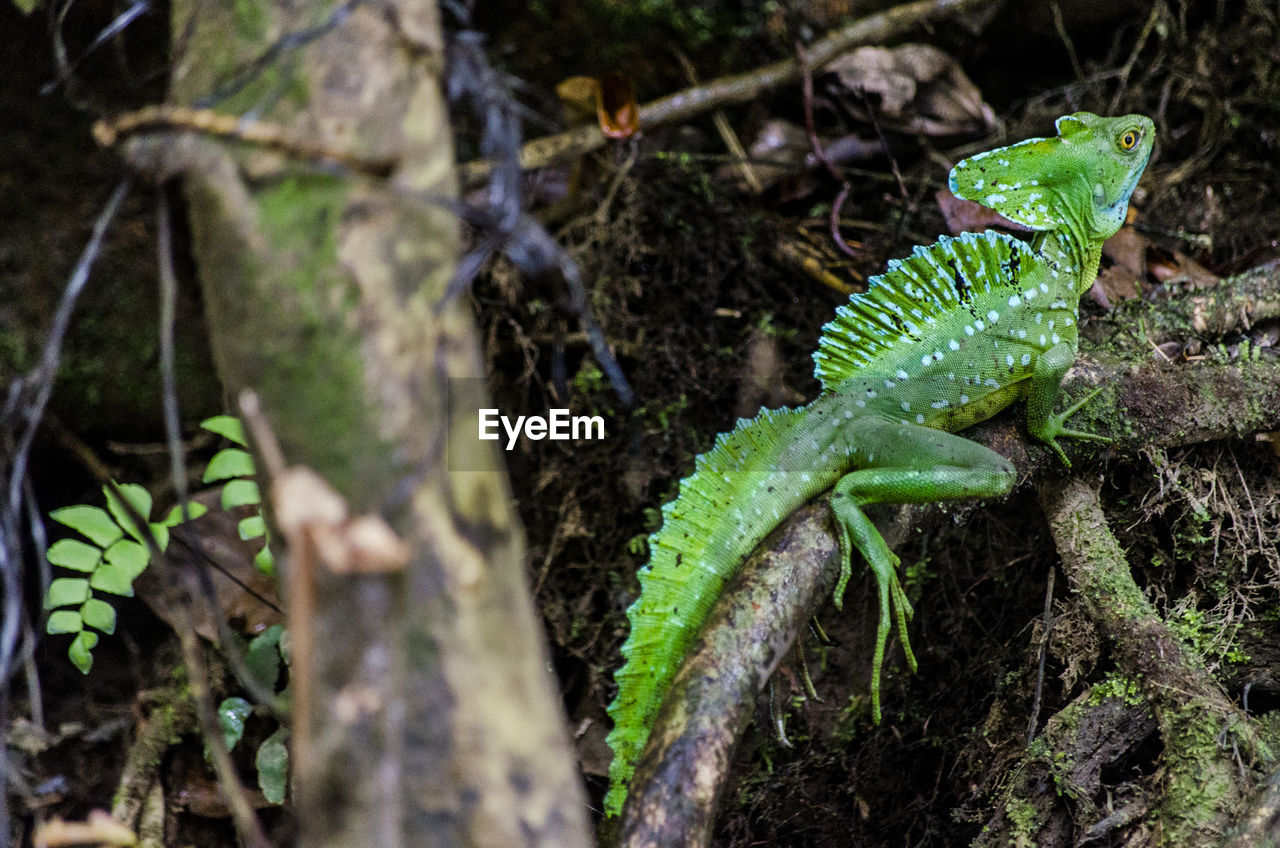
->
1120;129;1139;150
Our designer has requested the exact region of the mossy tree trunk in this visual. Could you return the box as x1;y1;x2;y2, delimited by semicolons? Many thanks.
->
152;2;591;846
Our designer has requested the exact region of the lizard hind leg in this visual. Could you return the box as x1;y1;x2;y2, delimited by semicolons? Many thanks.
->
829;418;1017;722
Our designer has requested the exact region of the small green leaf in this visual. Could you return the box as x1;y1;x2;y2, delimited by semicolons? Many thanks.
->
45;577;91;609
245;625;284;690
238;515;267;541
218;697;253;752
256;726;290;804
163;502;208;526
46;539;104;572
69;630;98;674
254;545;275;574
204;448;256;482
104;539;150;580
90;564;135;597
221;479;261;510
149;521;170;552
46;610;83;634
105;484;153;544
50;505;123;547
201;415;248;445
80;598;117;634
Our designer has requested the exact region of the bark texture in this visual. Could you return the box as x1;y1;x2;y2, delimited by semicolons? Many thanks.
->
153;2;592;846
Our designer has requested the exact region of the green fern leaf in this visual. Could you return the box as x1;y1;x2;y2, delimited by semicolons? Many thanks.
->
201;415;249;445
49;505;123;547
46;539;104;572
204;448;256;483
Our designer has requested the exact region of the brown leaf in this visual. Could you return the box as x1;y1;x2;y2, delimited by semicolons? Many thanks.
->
1092;227;1151;306
1149;248;1221;290
33;810;136;846
555;76;600;127
598;71;639;140
135;489;283;643
827;44;995;135
271;466;409;575
935;188;1029;235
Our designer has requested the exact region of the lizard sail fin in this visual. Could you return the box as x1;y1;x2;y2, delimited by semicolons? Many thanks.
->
606;403;810;818
813;230;1040;389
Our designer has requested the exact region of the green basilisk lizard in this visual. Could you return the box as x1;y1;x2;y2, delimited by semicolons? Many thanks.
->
605;112;1155;819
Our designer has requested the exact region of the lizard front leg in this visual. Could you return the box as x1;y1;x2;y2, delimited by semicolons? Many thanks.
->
1025;341;1112;467
830;417;1017;722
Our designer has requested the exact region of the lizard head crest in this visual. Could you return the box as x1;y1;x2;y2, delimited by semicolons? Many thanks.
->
949;112;1154;239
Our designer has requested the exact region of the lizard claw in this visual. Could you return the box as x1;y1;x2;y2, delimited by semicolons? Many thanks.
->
1040;385;1111;467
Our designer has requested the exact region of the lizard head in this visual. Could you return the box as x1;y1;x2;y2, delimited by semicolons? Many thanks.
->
949;112;1155;241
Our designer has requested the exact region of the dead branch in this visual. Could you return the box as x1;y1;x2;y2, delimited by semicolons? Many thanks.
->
460;0;1004;186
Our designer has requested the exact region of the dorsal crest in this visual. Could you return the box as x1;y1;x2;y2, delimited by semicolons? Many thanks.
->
813;231;1042;389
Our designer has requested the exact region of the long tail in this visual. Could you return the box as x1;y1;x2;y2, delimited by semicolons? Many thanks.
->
605;404;824;817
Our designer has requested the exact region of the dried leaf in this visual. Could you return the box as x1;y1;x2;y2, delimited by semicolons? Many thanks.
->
598;71;639;139
828;44;995;135
556;76;600;127
271;466;409;574
1093;226;1151;306
34;810;136;847
1149;248;1221;290
935;188;1029;235
134;489;283;642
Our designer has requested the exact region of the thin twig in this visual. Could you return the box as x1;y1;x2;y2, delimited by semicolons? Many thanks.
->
1027;566;1056;747
0;177;131;848
797;42;858;260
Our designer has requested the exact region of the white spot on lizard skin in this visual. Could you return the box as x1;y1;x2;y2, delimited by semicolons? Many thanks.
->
1021;354;1032;366
916;414;925;423
901;401;911;412
988;310;1000;323
896;369;910;380
949;339;961;351
1006;354;1014;367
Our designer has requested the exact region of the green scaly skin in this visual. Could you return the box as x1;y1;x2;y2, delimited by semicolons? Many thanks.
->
605;113;1155;820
